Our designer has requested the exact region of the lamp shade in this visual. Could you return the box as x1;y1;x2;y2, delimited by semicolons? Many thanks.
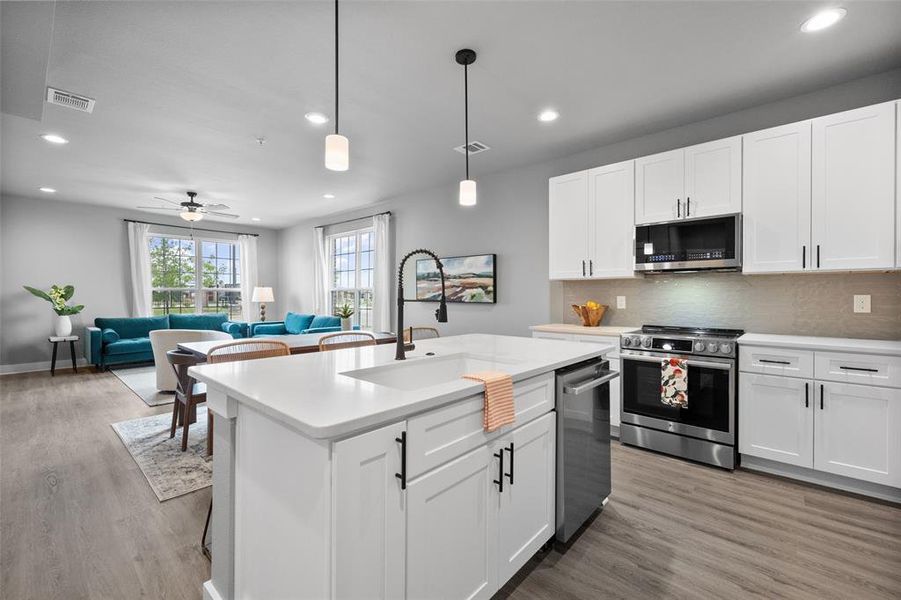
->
325;134;349;171
459;179;477;206
251;286;274;303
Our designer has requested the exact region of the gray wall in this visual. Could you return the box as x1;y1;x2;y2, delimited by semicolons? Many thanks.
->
559;272;901;340
278;68;901;338
0;195;279;367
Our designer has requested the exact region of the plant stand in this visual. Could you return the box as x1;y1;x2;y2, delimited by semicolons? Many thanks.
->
48;335;79;376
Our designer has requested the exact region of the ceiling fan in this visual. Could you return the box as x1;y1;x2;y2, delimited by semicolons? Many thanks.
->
137;191;239;222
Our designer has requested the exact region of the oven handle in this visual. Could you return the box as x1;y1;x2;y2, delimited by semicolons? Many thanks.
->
563;370;619;395
621;352;734;371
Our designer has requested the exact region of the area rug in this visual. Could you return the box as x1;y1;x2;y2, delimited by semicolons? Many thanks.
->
111;366;174;407
111;408;212;501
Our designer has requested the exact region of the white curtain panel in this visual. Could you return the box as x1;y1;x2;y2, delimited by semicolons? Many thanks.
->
372;213;392;332
127;221;152;317
312;226;330;315
238;234;259;322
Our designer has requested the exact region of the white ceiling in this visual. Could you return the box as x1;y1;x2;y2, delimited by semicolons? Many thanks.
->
2;1;901;228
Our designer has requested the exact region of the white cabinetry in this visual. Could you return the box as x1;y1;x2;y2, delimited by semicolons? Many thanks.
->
684;136;742;219
742;121;812;273
332;421;406;599
635;148;683;224
739;373;812;468
811;102;896;271
589;161;635;278
548;170;590;279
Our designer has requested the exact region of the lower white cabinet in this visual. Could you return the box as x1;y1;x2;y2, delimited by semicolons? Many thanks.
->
739;373;813;468
814;382;901;487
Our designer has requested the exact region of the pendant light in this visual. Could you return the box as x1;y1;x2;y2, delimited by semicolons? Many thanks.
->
455;48;477;206
325;0;349;171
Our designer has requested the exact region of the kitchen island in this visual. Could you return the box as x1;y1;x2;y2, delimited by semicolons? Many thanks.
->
190;333;608;600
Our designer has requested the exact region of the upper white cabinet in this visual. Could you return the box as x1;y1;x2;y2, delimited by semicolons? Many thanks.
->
684;136;742;219
811;102;896;271
635;148;683;224
742;121;813;273
548;170;590;279
589;161;635;278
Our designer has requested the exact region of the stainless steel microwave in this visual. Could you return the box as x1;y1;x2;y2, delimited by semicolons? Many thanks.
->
634;214;741;272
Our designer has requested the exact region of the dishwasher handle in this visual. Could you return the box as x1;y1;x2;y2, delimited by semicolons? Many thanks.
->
563;370;619;395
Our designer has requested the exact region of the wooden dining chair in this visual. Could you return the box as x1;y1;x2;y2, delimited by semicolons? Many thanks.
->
318;331;378;351
167;349;207;453
403;326;440;343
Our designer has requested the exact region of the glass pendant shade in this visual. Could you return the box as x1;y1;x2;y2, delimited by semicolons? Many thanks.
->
459;179;477;206
325;134;349;171
180;210;204;222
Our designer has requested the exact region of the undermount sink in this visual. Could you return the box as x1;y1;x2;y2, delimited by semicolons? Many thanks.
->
341;353;521;391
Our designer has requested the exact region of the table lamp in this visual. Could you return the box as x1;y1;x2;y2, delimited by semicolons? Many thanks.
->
251;286;274;321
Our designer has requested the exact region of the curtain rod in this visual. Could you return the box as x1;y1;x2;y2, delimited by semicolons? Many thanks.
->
123;218;260;237
316;210;391;229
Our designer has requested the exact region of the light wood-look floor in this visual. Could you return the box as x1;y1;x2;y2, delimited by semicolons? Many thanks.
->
2;369;900;599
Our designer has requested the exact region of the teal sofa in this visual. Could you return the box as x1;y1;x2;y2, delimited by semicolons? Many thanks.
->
85;313;247;369
249;312;352;337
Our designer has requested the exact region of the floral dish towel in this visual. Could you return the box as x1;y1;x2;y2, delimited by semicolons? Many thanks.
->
661;358;688;408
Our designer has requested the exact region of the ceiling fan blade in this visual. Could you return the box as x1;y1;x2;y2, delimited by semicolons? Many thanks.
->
204;211;240;219
153;196;184;206
137;206;182;211
203;203;230;210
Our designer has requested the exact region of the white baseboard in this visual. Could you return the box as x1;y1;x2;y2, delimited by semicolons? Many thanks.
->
741;455;901;504
0;358;90;375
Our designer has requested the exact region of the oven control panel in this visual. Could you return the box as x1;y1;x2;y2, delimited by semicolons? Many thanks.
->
621;334;736;357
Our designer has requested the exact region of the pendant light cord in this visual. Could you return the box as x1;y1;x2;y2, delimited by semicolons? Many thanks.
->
464;62;469;180
334;0;339;135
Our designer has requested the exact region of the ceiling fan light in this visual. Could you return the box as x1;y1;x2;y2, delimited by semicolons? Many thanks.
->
180;210;204;222
459;179;477;206
325;134;349;171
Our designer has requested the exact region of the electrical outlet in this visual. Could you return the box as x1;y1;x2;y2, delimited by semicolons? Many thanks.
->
853;295;871;314
616;296;627;309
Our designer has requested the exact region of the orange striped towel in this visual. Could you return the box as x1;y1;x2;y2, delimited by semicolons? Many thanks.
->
462;371;516;432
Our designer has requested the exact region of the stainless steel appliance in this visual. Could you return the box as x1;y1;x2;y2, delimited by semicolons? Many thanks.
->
555;357;619;543
619;325;743;469
634;214;741;272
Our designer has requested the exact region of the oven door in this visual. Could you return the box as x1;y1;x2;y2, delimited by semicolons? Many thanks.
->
620;350;735;444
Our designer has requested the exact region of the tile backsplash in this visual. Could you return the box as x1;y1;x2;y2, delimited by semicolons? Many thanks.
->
558;271;901;340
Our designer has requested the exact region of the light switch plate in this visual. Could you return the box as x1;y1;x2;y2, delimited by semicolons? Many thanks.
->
853;295;871;314
616;296;627;309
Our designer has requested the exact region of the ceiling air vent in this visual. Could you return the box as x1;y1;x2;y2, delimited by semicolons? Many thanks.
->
453;141;490;155
46;87;95;114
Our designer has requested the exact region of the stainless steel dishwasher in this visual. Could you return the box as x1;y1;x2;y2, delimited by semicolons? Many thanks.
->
555;357;619;544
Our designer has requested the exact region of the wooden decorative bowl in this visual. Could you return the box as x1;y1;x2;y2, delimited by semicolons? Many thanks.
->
571;303;608;327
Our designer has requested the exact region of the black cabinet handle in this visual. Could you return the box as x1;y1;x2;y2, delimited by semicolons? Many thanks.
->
839;366;878;373
816;245;820;268
494;449;505;492
802;246;806;269
805;382;809;408
589;260;593;277
505;442;515;485
820;384;824;410
581;260;586;277
686;197;691;217
676;199;681;218
395;431;407;490
759;359;791;365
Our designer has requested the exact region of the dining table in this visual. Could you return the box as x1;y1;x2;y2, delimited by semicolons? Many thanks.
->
177;330;398;362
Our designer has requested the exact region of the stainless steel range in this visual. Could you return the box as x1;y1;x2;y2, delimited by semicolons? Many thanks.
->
619;325;743;469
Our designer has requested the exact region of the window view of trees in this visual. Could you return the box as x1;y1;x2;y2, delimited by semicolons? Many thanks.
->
150;236;242;319
329;229;374;328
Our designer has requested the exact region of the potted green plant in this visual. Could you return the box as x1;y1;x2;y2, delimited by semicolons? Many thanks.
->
335;302;354;331
24;284;85;337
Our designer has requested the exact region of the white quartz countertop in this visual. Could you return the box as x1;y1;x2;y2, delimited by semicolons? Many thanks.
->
530;324;638;336
738;333;901;356
189;334;607;440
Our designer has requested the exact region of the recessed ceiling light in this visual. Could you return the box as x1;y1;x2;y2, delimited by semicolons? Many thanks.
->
251;217;261;222
538;109;559;123
305;112;330;125
39;187;56;193
801;7;847;32
323;193;335;199
40;133;68;144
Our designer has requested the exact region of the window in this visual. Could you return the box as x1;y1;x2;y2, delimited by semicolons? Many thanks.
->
149;236;242;320
328;229;374;328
